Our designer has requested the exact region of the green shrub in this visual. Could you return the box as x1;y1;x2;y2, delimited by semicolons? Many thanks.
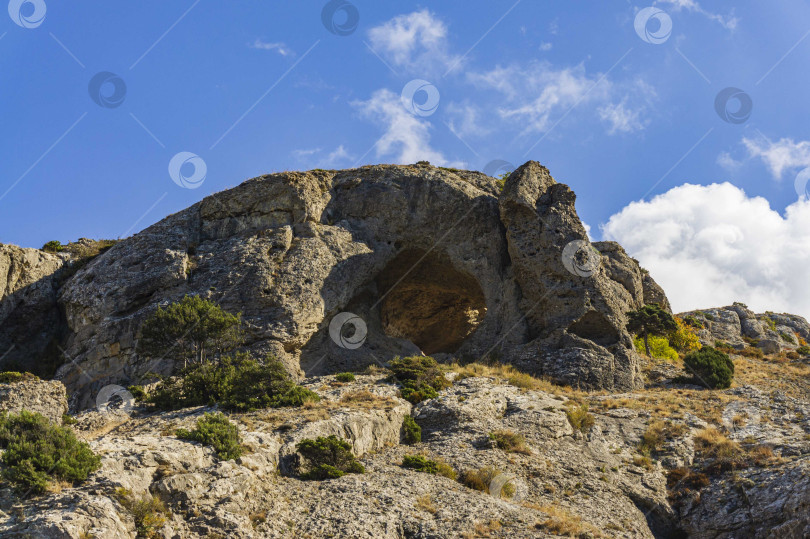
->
137;295;243;368
296;435;364;480
797;345;810;356
682;315;704;329
147;353;319;412
401;455;457;479
114;487;169;538
389;356;451;404
334;372;356;383
0;371;38;384
683;347;734;389
128;385;147;402
176;412;243;460
0;411;101;494
61;414;78;426
565;404;595;434
41;240;63;252
402;415;421;444
488;430;530;454
780;332;796;344
633;335;678;360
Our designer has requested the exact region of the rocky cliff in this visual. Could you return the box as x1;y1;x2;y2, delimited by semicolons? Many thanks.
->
4;162;667;408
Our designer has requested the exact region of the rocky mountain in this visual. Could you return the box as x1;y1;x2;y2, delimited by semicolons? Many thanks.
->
0;162;808;538
4;162;668;408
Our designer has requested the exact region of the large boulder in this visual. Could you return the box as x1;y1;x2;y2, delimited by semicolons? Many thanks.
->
0;377;68;424
1;162;668;407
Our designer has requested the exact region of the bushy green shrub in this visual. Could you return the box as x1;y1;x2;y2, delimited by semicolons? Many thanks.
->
41;240;63;252
0;411;101;494
114;487;169;538
0;371;38;384
401;455;456;479
565;403;595;434
128;385;147;401
797;345;810;356
137;295;243;368
402;415;421;444
176;412;243;460
633;335;678;360
334;372;355;383
389;356;451;404
683;347;734;389
296;435;364;480
146;353;319;412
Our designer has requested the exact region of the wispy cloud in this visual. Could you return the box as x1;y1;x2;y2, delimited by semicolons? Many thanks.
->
742;136;810;179
655;0;739;30
249;39;294;56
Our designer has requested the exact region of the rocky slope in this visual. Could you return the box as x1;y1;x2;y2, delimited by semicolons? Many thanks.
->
4;162;668;409
1;359;808;538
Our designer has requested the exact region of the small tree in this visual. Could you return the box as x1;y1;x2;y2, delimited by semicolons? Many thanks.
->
137;295;242;368
626;304;677;357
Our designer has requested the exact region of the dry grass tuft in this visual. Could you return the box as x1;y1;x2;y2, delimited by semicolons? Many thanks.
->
536;505;602;537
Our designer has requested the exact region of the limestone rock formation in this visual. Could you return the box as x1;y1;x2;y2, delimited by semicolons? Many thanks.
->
678;303;809;353
0;377;67;424
0;162;665;408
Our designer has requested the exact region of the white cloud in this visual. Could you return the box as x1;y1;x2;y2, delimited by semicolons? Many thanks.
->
655;0;739;30
352;89;458;166
469;62;611;135
249;39;293;56
539;42;553;52
367;10;461;74
742;136;810;179
326;145;352;165
601;182;810;318
598;99;646;135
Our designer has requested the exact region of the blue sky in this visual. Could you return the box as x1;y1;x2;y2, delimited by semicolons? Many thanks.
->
2;0;810;317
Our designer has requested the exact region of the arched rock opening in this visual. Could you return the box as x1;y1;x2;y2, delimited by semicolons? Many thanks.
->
567;310;620;347
376;249;487;355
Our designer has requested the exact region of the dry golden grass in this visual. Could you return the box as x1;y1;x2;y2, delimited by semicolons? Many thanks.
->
536;505;603;538
339;390;396;408
447;362;568;393
415;494;437;514
488;429;531;454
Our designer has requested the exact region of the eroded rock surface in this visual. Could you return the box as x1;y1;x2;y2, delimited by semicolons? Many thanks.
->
0;162;666;407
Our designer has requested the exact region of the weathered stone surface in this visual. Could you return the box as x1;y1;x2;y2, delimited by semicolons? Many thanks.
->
678;303;810;352
0;378;67;424
0;245;65;375
0;162;665;408
678;458;810;538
